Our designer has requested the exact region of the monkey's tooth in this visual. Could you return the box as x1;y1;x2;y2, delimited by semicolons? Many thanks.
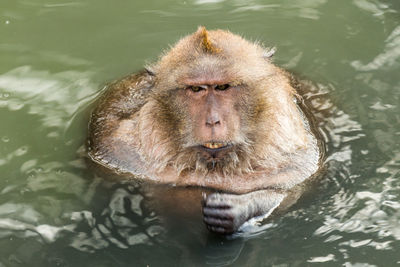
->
203;142;227;149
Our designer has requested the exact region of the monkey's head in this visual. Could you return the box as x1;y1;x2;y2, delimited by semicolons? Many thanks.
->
139;27;305;176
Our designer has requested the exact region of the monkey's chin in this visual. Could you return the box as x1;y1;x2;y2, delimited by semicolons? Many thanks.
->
175;143;251;176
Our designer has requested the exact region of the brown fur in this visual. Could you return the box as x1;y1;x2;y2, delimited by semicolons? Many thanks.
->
88;27;320;194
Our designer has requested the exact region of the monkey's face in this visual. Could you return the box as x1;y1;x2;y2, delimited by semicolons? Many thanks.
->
148;29;276;175
160;76;259;175
184;82;241;151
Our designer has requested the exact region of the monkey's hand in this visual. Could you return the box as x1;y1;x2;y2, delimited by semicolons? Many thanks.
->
202;190;286;234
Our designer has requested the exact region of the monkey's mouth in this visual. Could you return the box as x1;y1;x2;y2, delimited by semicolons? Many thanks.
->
194;142;235;164
202;142;228;150
199;142;233;156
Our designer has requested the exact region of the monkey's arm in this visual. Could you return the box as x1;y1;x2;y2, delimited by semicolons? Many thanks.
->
201;165;317;234
202;190;287;234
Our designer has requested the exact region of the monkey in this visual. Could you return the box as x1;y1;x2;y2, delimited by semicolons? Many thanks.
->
87;27;321;234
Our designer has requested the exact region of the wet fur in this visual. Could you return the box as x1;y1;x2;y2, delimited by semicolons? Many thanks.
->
88;27;320;203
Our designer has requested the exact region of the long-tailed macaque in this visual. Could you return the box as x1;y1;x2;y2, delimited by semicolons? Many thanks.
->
87;27;321;234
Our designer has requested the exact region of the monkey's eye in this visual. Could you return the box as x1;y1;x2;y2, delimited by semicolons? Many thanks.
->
215;84;230;91
187;86;204;93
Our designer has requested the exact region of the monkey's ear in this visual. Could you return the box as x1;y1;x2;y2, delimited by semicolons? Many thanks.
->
144;66;155;76
263;47;276;59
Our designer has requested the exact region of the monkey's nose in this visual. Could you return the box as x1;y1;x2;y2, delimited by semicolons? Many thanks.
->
205;114;221;127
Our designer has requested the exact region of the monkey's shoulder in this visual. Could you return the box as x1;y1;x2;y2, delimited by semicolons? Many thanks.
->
93;70;154;120
88;70;153;147
87;71;154;173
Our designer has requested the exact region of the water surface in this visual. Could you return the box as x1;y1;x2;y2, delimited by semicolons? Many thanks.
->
1;0;399;266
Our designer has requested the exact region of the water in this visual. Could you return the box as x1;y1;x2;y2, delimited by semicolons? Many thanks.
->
1;0;399;266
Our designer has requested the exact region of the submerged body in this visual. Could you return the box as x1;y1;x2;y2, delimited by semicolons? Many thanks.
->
88;27;321;234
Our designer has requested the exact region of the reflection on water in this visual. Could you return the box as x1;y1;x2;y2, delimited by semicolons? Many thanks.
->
352;26;400;71
0;0;400;266
0;66;96;131
68;183;164;252
194;0;327;20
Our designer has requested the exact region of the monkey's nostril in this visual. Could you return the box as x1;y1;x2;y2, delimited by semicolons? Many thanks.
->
205;109;221;127
206;120;220;127
205;117;221;127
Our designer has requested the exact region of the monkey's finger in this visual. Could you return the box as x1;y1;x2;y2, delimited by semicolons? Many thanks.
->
203;198;231;209
203;216;234;230
203;202;231;209
207;225;234;235
203;207;234;219
204;196;232;209
205;193;241;206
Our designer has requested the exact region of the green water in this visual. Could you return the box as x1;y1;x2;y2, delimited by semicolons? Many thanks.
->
1;0;399;266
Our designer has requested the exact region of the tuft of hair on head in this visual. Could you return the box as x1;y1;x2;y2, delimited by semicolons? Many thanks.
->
195;26;221;54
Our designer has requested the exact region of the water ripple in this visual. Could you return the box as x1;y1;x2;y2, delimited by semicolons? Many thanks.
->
351;26;400;71
0;66;97;131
